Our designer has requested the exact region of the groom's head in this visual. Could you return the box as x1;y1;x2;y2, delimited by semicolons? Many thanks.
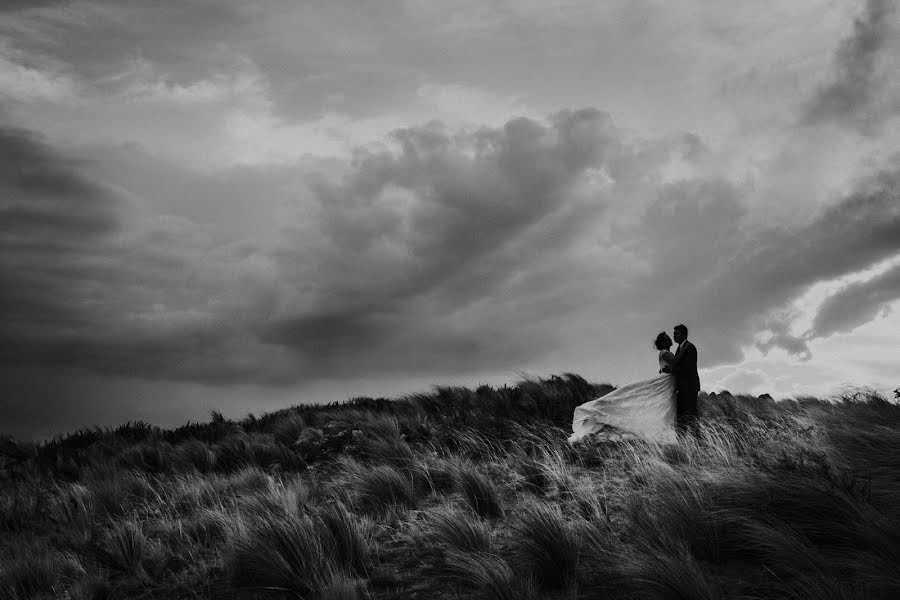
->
673;324;688;344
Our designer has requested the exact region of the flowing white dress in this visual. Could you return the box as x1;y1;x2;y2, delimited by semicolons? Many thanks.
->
569;351;677;444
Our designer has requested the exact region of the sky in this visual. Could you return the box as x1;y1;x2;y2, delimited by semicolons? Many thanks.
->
1;0;899;440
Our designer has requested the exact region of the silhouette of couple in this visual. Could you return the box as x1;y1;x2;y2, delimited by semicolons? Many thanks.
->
569;324;700;444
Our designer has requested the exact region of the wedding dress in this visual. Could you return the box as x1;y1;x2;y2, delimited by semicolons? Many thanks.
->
568;351;677;444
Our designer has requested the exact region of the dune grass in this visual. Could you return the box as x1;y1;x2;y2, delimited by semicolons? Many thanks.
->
1;375;899;599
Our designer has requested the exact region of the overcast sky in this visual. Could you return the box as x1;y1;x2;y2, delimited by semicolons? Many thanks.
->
2;0;899;439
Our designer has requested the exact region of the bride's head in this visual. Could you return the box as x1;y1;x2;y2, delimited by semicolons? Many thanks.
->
654;332;672;350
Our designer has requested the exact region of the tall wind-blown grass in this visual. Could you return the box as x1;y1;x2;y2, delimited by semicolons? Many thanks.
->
226;512;332;596
510;499;593;591
1;378;898;599
425;502;494;553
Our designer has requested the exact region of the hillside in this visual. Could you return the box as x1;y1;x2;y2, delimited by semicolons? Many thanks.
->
1;374;899;600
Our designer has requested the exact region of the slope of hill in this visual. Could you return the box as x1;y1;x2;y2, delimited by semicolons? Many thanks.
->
1;374;899;599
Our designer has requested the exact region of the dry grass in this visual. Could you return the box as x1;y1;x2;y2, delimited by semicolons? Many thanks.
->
424;502;494;553
440;550;536;600
455;465;504;518
339;459;418;515
0;544;85;600
1;378;898;599
509;499;592;591
226;512;332;596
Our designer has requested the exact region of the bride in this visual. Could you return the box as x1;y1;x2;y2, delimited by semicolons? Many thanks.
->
569;332;677;444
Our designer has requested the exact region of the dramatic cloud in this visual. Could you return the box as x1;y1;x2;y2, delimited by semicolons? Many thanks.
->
0;126;293;383
0;126;123;344
1;0;899;438
809;261;900;338
804;0;900;133
263;110;628;374
702;167;900;358
0;1;63;12
2;107;898;390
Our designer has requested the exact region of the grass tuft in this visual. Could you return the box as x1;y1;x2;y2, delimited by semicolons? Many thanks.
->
95;518;161;578
0;546;84;600
343;461;417;515
271;412;306;446
441;550;535;600
316;500;372;575
317;571;369;600
2;375;900;600
510;500;586;590
425;502;493;553
227;513;330;597
455;466;503;518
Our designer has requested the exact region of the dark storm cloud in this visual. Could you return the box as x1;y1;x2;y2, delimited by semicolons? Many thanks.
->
0;125;289;384
3;107;898;391
0;0;254;86
560;153;900;372
263;109;900;377
809;261;900;338
804;0;899;134
1;0;438;125
0;126;121;330
0;1;65;11
683;166;900;361
261;109;631;375
3;111;629;384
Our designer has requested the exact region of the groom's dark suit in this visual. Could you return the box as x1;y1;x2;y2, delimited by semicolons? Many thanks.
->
670;340;700;433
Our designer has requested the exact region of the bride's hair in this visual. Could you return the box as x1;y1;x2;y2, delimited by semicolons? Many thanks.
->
654;332;672;350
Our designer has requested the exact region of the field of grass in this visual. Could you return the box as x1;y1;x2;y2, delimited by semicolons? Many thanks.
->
2;374;899;599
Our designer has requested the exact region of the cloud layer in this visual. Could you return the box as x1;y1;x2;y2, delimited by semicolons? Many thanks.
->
804;0;900;134
810;260;900;338
3;111;897;388
1;0;899;438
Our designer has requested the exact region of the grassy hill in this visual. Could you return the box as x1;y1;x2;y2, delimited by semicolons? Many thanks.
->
1;374;899;600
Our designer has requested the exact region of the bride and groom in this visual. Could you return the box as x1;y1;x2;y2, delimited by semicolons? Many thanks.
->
569;324;700;444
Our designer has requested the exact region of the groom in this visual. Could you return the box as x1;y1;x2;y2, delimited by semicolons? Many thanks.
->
662;324;700;435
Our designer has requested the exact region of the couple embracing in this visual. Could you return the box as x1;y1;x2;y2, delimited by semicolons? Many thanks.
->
569;324;700;444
